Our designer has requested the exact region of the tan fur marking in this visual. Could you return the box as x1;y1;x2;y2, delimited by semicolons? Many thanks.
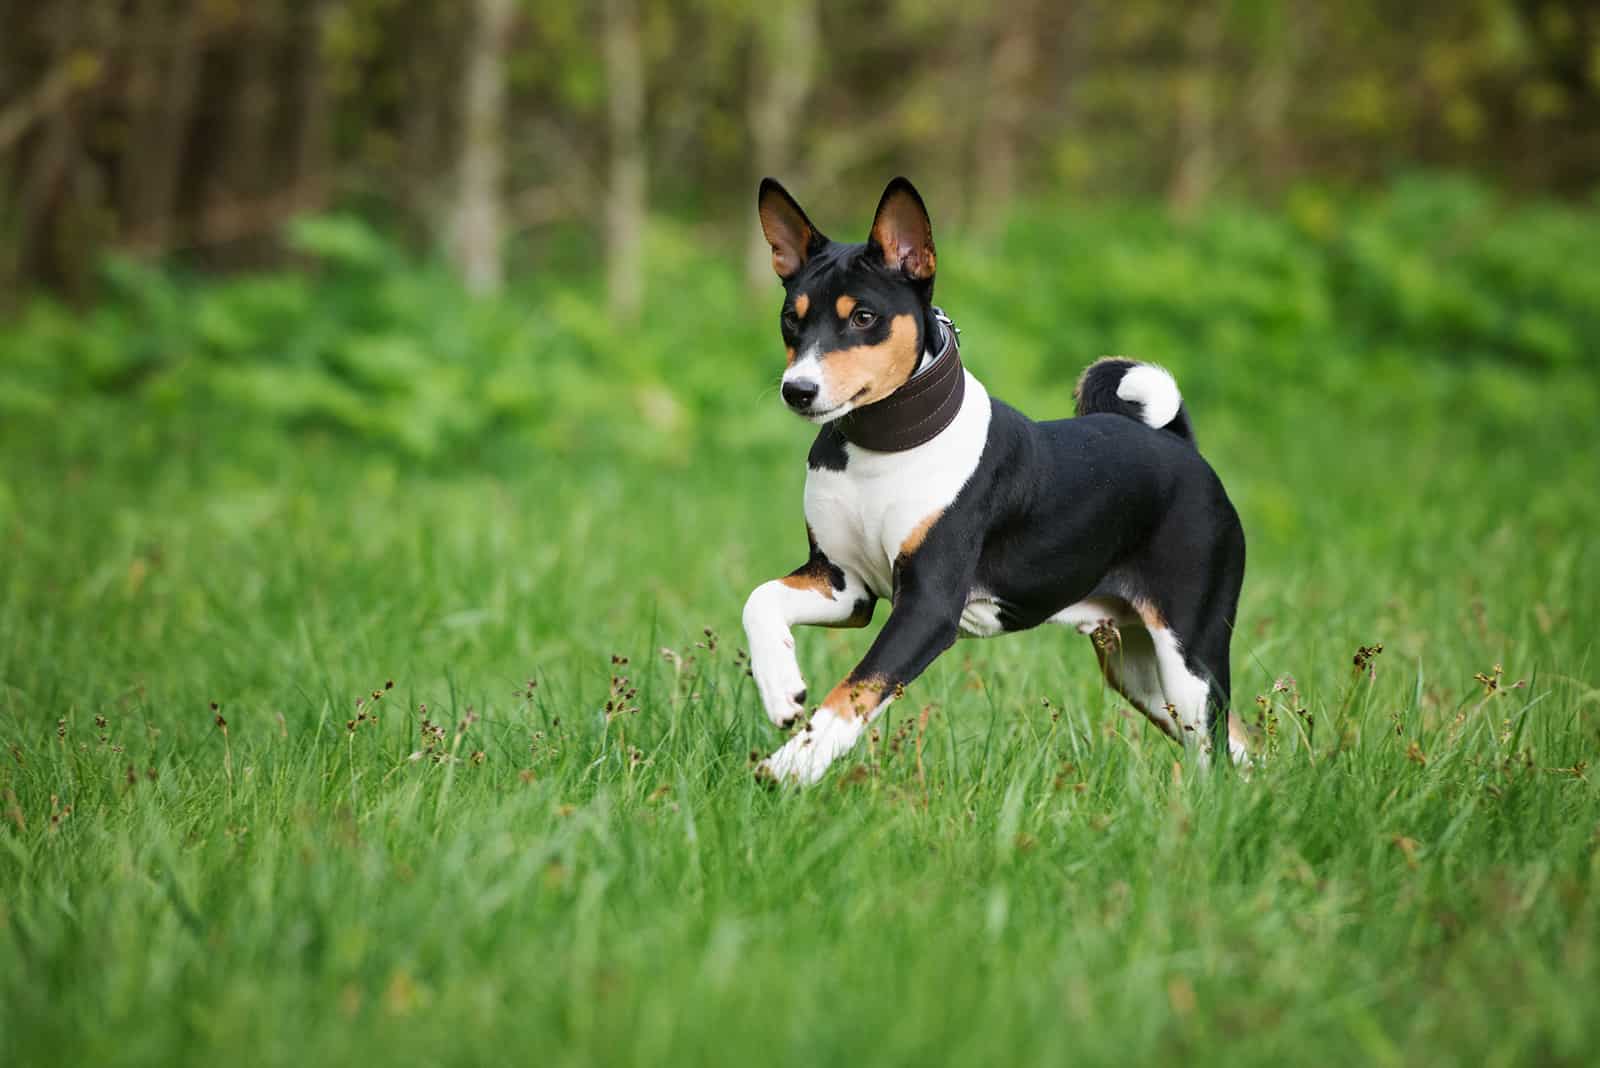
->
819;313;919;407
780;570;835;599
794;293;810;319
785;345;796;367
898;510;943;558
1132;596;1167;631
822;676;890;720
835;294;857;319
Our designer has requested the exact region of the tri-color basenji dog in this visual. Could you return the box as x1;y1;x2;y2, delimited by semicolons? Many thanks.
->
743;177;1248;785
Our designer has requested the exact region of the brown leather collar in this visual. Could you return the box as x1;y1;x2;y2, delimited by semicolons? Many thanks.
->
834;309;965;452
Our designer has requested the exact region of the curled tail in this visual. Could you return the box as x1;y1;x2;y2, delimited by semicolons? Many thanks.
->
1073;357;1196;447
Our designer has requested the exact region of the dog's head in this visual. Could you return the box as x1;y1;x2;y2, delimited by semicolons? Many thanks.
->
758;177;939;423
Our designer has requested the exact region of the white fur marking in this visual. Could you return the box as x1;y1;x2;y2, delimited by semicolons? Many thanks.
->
742;576;867;728
1050;597;1141;635
959;589;1006;637
760;703;888;785
1152;626;1248;767
782;350;823;399
1116;364;1182;429
1148;627;1220;764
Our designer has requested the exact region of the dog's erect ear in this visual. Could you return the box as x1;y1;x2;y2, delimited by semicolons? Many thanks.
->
758;178;827;281
868;177;935;281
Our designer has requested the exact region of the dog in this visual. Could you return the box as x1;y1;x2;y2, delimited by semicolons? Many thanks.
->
743;176;1247;785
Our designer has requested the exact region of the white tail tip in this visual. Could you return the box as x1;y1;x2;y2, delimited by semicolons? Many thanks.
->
1115;364;1182;429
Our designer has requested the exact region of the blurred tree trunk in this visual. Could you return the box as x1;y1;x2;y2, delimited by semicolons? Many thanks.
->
1168;1;1223;218
1247;0;1304;190
973;0;1039;234
293;0;339;213
604;0;646;320
122;0;205;251
744;0;818;289
214;2;279;220
8;2;115;296
399;4;454;244
451;0;514;296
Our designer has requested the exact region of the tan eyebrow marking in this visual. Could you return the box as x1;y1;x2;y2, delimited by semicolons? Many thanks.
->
835;295;858;319
794;293;810;318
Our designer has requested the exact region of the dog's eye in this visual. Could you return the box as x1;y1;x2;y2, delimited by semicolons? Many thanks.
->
782;310;799;331
848;308;878;330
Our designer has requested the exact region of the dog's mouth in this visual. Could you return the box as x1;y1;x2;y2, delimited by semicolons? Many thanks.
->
800;403;845;423
796;387;871;424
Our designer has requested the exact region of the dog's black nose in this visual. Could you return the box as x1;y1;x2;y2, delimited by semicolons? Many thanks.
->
782;379;820;410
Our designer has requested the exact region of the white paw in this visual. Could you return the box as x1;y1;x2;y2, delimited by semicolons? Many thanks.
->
750;644;808;728
758;708;864;786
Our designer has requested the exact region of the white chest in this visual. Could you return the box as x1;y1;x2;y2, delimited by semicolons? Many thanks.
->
803;373;992;600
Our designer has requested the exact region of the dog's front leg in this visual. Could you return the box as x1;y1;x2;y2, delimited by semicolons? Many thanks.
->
761;553;969;786
743;547;875;729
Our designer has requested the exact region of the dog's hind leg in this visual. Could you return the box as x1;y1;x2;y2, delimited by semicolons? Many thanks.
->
1053;598;1184;746
1091;623;1185;746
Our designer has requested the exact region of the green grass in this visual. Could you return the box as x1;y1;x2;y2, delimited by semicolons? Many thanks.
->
3;205;1600;1063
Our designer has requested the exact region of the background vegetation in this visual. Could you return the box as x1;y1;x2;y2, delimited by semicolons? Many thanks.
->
5;0;1600;300
2;2;1599;1065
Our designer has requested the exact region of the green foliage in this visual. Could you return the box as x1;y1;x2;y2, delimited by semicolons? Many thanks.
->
4;178;1599;467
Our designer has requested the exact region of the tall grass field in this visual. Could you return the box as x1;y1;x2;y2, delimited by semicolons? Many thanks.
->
3;182;1598;1065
